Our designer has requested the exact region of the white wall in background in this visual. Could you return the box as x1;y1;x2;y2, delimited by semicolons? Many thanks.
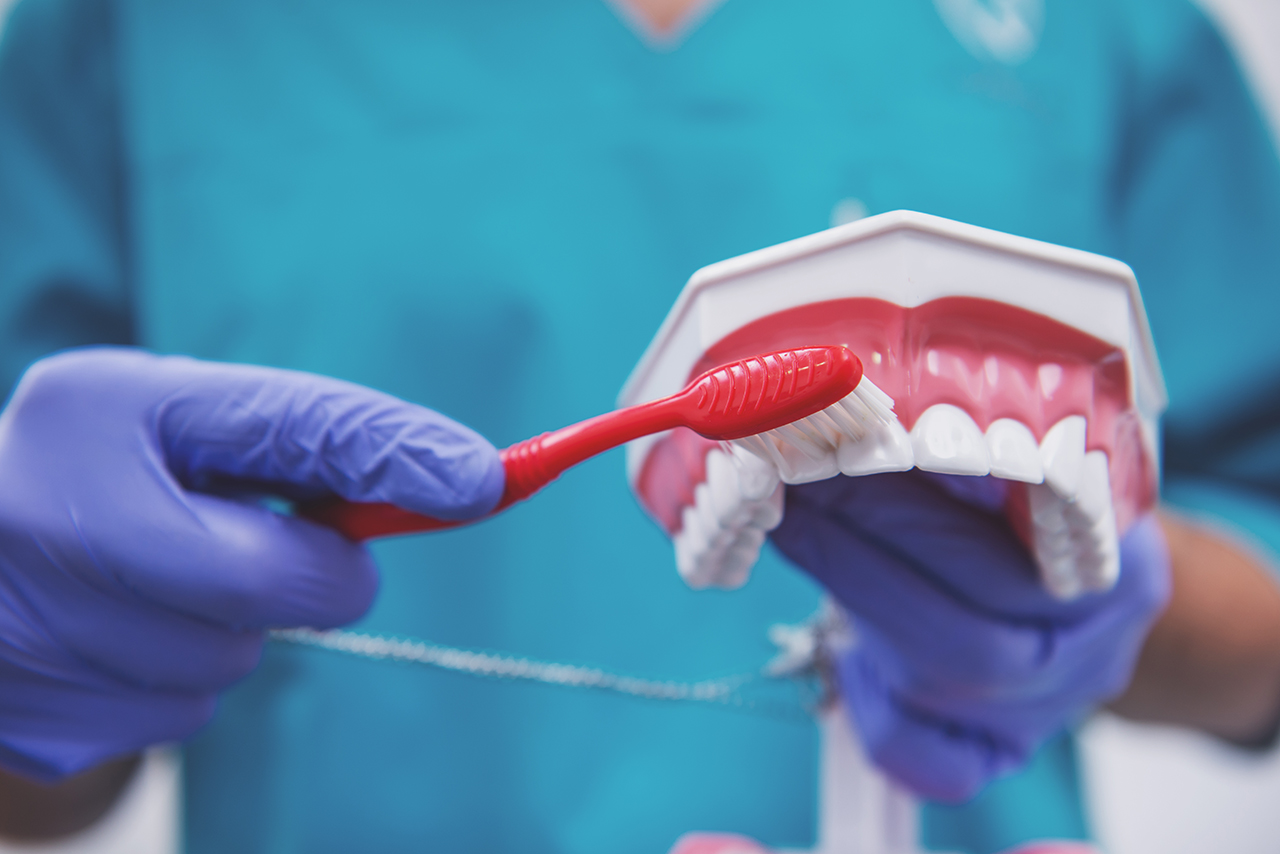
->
0;749;179;854
1082;714;1280;854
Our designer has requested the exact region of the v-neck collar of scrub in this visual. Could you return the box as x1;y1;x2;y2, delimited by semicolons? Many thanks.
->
603;0;728;49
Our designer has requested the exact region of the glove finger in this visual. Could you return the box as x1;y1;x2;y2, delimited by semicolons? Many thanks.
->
0;660;216;781
151;353;504;520
772;486;1051;688
782;474;1099;621
26;348;502;520
96;491;380;629
839;648;1027;803
9;348;502;519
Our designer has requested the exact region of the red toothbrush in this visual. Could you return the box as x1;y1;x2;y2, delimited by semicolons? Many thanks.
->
303;346;890;540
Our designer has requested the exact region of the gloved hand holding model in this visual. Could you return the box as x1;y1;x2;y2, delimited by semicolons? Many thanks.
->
0;348;503;781
771;471;1171;802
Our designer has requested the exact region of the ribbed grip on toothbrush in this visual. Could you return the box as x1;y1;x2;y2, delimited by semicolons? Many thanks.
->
298;439;562;540
499;433;559;503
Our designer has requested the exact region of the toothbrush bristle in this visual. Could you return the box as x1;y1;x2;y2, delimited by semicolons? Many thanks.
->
727;375;898;476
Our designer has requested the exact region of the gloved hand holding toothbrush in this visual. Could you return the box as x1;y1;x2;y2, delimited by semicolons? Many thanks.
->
770;471;1171;802
0;347;503;781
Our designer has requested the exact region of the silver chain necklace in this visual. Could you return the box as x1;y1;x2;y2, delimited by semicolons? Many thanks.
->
269;609;845;719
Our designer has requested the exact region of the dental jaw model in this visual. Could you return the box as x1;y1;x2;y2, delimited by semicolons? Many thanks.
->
621;210;1166;601
623;212;1164;854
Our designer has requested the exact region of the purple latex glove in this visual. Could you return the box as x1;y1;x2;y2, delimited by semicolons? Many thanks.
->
771;472;1170;802
0;348;503;781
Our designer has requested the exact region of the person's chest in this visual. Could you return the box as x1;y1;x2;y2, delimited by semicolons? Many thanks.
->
116;0;1121;425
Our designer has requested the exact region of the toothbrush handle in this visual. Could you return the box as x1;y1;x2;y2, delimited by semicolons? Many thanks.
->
298;444;524;540
299;397;685;541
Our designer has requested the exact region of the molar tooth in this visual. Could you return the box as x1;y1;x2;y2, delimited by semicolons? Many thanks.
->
1071;451;1112;523
745;483;785;531
1040;416;1087;500
694;482;721;537
674;525;710;590
910;404;991;476
727;443;781;501
711;546;755;590
1080;534;1121;591
676;456;780;591
713;528;768;590
836;416;915;476
1027;484;1084;599
680;504;710;557
689;545;728;590
705;449;743;526
676;509;735;590
1040;559;1085;600
770;433;841;484
984;419;1044;483
1027;476;1121;599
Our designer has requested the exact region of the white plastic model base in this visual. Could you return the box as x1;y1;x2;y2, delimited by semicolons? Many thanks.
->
621;211;1166;600
666;700;925;854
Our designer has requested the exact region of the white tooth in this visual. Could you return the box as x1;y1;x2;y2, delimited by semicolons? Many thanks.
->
745;482;785;530
1040;416;1087;500
693;482;721;537
1027;471;1121;599
1083;533;1121;591
713;528;768;590
837;416;915;476
1074;543;1119;592
1073;504;1120;593
770;433;841;484
674;527;710;589
673;454;779;592
727;442;782;501
680;504;709;557
705;449;744;526
711;545;755;590
1028;483;1081;599
1041;561;1085;600
1071;451;1112;523
691;544;728;590
1028;481;1067;527
910;404;991;476
984;419;1044;483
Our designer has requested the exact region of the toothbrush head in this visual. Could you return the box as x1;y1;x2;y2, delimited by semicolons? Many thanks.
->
679;345;897;456
681;346;859;438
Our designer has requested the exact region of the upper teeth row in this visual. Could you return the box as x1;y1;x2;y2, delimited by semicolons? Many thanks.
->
673;404;1117;598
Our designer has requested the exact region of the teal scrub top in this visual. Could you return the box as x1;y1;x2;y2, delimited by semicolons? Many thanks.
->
3;0;1280;852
